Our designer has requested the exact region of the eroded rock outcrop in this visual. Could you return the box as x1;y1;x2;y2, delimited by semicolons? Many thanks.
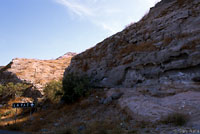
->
65;0;200;88
64;0;200;127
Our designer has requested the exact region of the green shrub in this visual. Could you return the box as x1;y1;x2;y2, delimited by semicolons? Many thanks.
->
62;73;91;103
0;84;3;95
161;112;189;126
44;80;63;103
0;82;31;97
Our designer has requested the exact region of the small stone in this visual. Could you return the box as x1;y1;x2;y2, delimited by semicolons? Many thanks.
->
103;97;112;104
111;92;123;100
54;123;59;127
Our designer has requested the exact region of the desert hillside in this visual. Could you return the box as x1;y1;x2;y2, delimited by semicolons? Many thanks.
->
0;0;200;134
0;52;75;95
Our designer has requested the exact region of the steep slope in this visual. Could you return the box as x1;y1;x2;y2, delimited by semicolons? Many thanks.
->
65;0;200;88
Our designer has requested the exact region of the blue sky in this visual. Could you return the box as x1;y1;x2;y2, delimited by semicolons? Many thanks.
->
0;0;160;65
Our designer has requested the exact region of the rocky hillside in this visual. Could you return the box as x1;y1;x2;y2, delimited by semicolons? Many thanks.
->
65;0;200;88
56;52;77;60
0;53;75;93
63;0;200;130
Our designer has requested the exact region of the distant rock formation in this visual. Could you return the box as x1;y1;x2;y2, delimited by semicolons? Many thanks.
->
56;52;77;60
0;53;75;97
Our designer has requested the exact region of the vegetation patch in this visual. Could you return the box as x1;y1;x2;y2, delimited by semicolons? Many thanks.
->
161;112;189;126
120;41;157;55
0;82;31;98
83;121;124;134
5;123;22;131
181;38;200;51
44;80;63;103
62;73;92;103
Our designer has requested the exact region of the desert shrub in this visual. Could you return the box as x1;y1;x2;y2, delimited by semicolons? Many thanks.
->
0;82;31;98
177;0;184;6
44;80;63;103
161;112;189;126
6;124;22;131
2;111;12;116
83;121;123;134
0;84;3;95
54;127;77;134
62;73;91;103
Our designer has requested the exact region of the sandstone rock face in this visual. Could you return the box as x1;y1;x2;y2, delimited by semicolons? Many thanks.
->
64;0;200;88
0;53;74;96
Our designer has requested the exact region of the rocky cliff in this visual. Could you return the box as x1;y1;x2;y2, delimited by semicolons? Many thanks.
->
64;0;200;127
65;0;200;88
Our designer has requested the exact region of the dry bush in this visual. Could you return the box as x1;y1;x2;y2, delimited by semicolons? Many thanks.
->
6;123;22;131
157;10;168;18
82;62;89;72
83;121;123;134
163;37;173;46
181;39;200;50
161;112;189;126
54;127;77;134
177;0;185;6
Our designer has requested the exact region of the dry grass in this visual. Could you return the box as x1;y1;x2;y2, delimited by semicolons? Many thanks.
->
82;62;89;72
161;112;189;126
177;0;185;6
181;38;200;51
156;10;169;18
120;41;157;55
83;120;124;134
163;37;173;46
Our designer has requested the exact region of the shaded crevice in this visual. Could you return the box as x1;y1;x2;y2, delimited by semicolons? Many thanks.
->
163;53;189;64
116;67;131;85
